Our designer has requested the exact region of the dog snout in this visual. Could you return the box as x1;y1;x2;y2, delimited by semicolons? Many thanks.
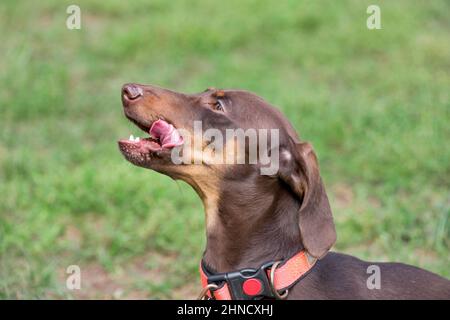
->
122;84;143;102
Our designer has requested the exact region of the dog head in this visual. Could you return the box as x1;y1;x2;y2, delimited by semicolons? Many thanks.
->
118;83;335;258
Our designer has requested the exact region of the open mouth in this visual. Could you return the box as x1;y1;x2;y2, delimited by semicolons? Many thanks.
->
119;119;184;152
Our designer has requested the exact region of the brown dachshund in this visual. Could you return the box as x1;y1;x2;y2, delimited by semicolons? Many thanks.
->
118;83;450;300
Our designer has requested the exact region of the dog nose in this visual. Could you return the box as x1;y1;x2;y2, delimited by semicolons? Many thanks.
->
122;84;143;101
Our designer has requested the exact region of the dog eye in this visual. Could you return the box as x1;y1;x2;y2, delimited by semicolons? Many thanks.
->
214;99;225;111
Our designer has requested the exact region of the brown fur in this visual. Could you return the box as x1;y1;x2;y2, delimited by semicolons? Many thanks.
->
119;83;450;299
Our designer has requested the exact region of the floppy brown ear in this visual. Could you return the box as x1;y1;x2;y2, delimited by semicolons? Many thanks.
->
279;142;336;258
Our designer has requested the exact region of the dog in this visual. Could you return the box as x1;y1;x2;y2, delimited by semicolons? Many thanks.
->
118;83;450;299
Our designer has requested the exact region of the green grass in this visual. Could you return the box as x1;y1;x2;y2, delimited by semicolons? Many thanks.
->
0;0;449;299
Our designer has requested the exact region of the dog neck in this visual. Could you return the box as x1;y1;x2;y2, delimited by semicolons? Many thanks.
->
201;176;304;273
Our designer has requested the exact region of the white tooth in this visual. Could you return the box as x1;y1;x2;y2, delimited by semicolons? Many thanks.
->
129;134;134;141
135;137;140;142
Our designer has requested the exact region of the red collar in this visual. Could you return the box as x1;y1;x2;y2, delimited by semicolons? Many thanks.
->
199;250;316;300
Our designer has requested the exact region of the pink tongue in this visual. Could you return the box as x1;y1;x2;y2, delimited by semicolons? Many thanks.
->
149;119;183;148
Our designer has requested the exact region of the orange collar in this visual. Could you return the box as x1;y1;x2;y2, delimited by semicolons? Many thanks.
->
199;250;316;300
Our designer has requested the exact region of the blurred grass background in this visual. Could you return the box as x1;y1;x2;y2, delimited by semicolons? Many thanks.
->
0;0;448;299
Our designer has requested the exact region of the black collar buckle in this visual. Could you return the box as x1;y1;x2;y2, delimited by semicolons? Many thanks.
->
206;261;276;300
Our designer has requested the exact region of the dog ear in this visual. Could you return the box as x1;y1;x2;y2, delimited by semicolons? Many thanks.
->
279;142;336;259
